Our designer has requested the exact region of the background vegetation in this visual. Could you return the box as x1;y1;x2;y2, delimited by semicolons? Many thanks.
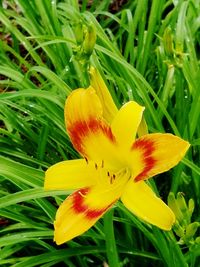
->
0;0;200;266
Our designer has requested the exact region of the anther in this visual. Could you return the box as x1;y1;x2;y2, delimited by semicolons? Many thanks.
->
113;174;116;180
95;163;98;170
85;157;88;164
101;160;104;168
107;171;110;176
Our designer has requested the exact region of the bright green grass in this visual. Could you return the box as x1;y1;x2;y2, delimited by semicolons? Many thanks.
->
0;0;200;266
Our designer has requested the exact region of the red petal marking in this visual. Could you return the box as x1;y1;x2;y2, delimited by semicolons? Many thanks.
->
67;118;116;156
72;188;116;220
132;138;156;181
72;188;89;213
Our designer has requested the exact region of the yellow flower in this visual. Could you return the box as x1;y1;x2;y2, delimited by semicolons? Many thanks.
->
44;69;190;245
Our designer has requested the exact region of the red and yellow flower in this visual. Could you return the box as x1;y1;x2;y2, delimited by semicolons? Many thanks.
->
45;68;190;245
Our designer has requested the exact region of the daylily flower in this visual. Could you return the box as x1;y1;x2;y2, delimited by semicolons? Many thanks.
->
45;68;190;245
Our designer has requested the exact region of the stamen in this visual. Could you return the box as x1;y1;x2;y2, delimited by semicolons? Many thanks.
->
101;160;104;168
79;191;87;198
110;176;113;184
95;163;98;170
84;157;88;164
110;174;116;184
108;168;131;185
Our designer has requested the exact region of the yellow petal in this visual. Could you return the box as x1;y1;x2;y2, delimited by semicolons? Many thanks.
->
54;168;130;244
111;101;145;150
44;159;97;190
137;116;148;137
65;87;117;165
65;86;102;129
121;180;175;230
54;188;114;245
90;67;118;123
54;189;96;245
131;133;190;181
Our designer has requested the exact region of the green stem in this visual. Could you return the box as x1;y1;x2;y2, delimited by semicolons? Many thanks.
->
165;231;188;267
103;209;120;267
78;61;90;87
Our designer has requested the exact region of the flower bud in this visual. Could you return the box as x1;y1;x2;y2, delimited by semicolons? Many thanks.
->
73;22;84;45
188;198;195;217
137;117;148;137
89;67;118;123
168;192;183;222
173;221;185;237
83;23;96;56
195;236;200;244
176;192;190;224
163;27;174;58
185;222;200;241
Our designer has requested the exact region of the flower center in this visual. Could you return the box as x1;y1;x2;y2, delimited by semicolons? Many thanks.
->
85;157;131;186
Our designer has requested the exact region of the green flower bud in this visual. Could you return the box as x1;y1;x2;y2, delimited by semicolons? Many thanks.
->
188;198;195;218
173;221;185;237
73;22;84;45
185;222;200;241
83;23;96;56
177;192;187;213
163;27;174;58
168;192;183;222
176;192;190;224
195;236;200;244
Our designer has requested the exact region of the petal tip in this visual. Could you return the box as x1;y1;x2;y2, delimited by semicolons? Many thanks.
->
185;140;191;151
54;235;66;246
54;233;66;245
178;138;190;159
162;209;176;231
54;220;72;245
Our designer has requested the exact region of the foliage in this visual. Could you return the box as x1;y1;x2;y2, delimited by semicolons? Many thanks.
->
0;0;200;266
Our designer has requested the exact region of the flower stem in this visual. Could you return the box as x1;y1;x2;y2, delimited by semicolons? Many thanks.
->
103;209;120;267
